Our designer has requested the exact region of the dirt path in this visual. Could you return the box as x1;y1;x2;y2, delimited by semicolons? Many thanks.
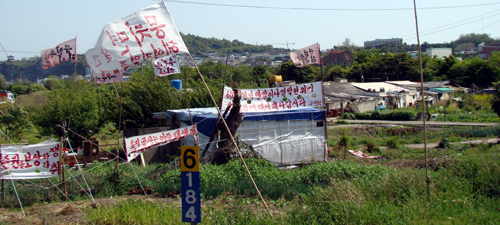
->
387;138;500;149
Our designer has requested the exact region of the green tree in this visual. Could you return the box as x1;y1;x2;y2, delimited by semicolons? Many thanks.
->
0;74;7;90
0;104;32;141
31;80;111;144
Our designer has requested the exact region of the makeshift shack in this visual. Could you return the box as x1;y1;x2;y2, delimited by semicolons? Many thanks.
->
158;107;326;165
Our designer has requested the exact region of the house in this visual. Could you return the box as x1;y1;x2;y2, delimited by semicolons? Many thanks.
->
478;42;500;59
351;82;419;108
323;81;380;113
321;50;354;67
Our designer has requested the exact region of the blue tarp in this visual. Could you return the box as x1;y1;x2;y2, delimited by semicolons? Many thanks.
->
165;107;325;137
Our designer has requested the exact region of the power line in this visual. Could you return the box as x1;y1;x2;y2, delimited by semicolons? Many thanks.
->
404;11;500;40
401;8;500;38
163;0;500;11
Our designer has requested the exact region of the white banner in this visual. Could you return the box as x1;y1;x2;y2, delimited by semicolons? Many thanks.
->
41;38;76;69
290;43;321;68
222;82;323;112
85;3;189;84
125;125;198;162
0;142;61;180
153;54;180;77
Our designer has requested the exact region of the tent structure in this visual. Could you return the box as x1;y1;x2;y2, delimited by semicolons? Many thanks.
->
157;107;327;165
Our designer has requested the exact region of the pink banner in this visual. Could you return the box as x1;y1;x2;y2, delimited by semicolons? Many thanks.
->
221;82;323;112
125;125;197;162
85;3;189;84
1;142;61;180
289;43;320;68
41;38;76;69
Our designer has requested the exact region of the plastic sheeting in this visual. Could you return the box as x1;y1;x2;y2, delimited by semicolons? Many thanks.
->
164;107;326;165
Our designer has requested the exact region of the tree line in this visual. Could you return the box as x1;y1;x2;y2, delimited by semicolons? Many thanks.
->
0;43;499;144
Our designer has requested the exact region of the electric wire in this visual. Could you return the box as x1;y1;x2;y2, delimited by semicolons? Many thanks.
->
163;0;500;11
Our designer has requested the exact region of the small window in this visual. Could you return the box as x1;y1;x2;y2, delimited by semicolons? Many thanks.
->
316;121;324;127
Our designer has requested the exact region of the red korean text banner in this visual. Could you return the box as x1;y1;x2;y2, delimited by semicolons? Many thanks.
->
221;82;323;112
289;43;321;68
153;54;180;77
125;125;198;162
0;142;61;180
85;3;189;84
41;38;76;69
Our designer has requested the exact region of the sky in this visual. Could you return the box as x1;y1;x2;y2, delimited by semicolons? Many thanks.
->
1;0;500;60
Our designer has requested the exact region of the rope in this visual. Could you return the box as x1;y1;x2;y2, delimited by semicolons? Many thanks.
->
46;178;95;225
64;164;95;202
187;53;273;218
65;137;96;204
9;179;25;217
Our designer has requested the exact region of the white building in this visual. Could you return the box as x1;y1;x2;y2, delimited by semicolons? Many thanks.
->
364;38;403;48
426;48;452;58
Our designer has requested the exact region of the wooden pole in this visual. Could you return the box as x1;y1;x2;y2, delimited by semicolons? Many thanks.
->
60;137;67;197
413;0;430;202
1;179;4;207
319;44;328;161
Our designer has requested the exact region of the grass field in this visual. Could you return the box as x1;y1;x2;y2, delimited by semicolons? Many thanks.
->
1;125;500;224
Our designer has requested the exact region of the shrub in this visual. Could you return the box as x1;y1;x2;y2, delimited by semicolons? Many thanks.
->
386;137;398;149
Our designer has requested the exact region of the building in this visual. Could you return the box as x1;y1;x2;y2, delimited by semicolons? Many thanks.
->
351;82;419;108
321;50;354;67
426;48;452;58
364;38;403;48
323;81;380;113
478;42;500;59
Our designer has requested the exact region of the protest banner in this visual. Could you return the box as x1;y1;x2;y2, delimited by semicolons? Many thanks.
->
41;38;76;69
221;82;323;112
125;125;197;162
85;3;189;83
289;43;321;68
0;142;61;180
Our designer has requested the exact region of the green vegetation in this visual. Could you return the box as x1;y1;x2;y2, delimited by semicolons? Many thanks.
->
1;124;499;223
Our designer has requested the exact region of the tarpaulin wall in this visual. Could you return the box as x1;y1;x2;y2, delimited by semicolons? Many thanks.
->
165;108;326;165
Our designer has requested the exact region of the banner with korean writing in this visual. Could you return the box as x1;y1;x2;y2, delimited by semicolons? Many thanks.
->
0;142;61;180
125;125;198;162
153;54;180;77
85;3;189;84
289;43;321;68
221;82;323;112
41;38;76;69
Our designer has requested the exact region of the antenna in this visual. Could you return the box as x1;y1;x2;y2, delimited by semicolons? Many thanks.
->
0;43;10;59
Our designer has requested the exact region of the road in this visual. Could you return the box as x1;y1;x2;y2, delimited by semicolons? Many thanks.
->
326;118;499;127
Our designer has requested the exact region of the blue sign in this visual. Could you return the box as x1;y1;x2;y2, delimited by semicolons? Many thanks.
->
181;146;201;223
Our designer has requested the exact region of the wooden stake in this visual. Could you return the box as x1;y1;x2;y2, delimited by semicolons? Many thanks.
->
60;137;67;197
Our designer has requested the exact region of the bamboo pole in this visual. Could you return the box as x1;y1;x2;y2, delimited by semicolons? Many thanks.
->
413;0;431;202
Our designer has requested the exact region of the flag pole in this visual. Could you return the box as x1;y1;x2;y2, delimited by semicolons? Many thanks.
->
413;0;430;203
318;43;328;161
74;36;77;77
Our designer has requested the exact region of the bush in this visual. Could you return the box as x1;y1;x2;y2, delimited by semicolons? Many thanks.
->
386;137;399;149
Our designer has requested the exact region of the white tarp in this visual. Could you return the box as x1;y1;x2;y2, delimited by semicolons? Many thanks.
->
222;82;324;113
0;142;61;180
165;107;326;165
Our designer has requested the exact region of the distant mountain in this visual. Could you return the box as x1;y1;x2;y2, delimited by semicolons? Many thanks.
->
181;33;288;55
